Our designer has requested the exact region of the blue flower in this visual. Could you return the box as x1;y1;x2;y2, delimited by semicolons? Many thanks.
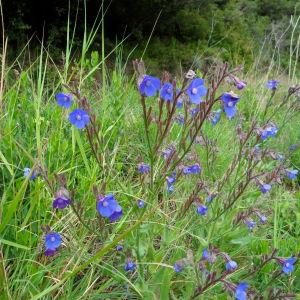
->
286;169;298;180
235;282;248;300
139;75;161;97
211;109;222;126
166;174;176;193
160;83;173;101
109;205;123;222
137;199;145;208
254;144;260;153
162;146;175;160
267;80;280;90
289;144;299;151
52;197;71;209
183;164;201;175
206;194;216;202
176;114;185;125
202;249;215;263
166;176;176;186
23;167;37;180
97;194;121;218
236;81;247;90
245;220;256;230
167;185;174;193
69;109;90;129
258;214;267;224
45;232;62;250
124;261;136;272
55;93;72;108
187;78;207;104
176;90;183;108
260;183;271;194
197;205;208;216
282;257;296;274
226;260;238;271
260;126;278;140
173;262;184;273
44;248;56;256
276;153;284;161
138;163;150;174
190;107;200;117
202;249;210;260
221;92;240;119
116;245;123;251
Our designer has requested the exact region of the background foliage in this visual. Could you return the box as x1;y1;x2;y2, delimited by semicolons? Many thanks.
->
2;0;300;71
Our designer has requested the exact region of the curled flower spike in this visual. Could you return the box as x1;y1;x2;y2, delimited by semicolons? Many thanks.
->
183;164;201;175
160;82;173;101
53;197;71;209
23;167;38;180
226;260;238;271
186;78;207;104
280;257;296;274
197;205;208;216
260;126;278;140
267;80;280;90
260;183;271;194
286;169;298;180
45;232;62;251
55;93;72;108
124;260;136;272
137;199;145;208
138;163;150;174
69;109;90;129
139;75;161;97
221;92;240;119
235;282;248;300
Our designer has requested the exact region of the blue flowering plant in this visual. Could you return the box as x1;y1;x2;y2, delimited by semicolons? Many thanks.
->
7;56;300;300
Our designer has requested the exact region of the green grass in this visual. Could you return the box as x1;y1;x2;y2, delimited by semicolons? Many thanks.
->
1;30;300;300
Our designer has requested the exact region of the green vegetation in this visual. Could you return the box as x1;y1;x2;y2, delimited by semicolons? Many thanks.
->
2;0;300;71
0;1;300;299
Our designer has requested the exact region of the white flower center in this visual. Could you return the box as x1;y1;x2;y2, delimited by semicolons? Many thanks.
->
192;87;198;95
103;201;108;207
167;88;172;94
50;236;56;242
228;101;234;107
76;114;82;121
145;80;151;87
